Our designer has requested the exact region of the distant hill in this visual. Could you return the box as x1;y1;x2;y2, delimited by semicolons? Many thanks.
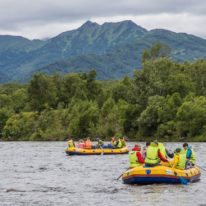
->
0;20;206;83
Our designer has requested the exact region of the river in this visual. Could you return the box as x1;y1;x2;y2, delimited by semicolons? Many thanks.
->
0;142;205;206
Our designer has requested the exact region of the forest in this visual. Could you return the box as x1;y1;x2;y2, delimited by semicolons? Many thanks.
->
1;44;206;141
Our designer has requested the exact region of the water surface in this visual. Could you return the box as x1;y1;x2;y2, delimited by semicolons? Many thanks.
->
0;142;205;206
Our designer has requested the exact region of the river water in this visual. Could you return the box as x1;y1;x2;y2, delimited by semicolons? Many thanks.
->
0;142;205;206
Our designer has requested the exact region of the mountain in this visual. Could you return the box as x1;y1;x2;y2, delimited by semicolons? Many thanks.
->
0;20;206;83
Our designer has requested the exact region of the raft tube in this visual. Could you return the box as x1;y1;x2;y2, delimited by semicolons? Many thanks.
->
122;165;201;184
65;147;129;155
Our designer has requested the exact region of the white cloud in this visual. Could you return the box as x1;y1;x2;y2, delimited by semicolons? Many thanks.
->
0;0;206;39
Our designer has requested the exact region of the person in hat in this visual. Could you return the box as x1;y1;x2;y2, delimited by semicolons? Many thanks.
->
129;144;144;168
171;148;187;170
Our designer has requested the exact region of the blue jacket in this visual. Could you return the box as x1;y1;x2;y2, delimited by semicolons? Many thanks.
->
186;146;192;159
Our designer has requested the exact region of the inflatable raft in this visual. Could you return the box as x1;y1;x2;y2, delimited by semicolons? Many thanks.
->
65;147;129;155
122;165;201;184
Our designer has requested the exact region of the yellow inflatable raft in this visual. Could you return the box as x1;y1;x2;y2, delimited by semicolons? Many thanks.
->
122;165;201;184
65;147;129;155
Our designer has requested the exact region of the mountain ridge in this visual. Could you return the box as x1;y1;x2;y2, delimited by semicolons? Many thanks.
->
0;20;206;83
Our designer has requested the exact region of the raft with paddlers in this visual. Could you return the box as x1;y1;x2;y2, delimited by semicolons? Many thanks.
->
122;165;201;185
65;146;129;155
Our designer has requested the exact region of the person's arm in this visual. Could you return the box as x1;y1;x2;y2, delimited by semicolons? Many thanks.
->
136;152;145;164
158;150;169;162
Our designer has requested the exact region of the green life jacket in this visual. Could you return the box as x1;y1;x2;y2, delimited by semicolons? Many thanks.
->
129;151;141;168
176;150;187;170
145;143;159;164
158;142;166;157
188;148;196;164
116;140;122;148
121;140;126;147
97;140;104;147
68;140;75;148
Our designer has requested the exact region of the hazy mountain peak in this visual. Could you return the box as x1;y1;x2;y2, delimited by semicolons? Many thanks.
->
1;20;206;83
79;20;100;30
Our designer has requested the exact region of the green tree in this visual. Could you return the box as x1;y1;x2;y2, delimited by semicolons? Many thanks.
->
96;98;129;138
132;58;194;107
0;94;12;108
0;108;12;138
188;60;206;96
67;100;99;138
176;96;206;139
61;73;87;107
137;95;179;137
11;88;28;113
142;42;171;63
81;70;103;101
28;73;57;112
3;112;37;140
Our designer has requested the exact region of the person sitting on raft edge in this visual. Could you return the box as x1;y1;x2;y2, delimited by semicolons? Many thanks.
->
107;137;116;149
67;139;75;148
77;139;85;148
183;142;196;167
85;137;92;149
145;141;169;167
96;138;104;148
121;137;126;147
129;144;144;168
170;148;187;170
115;137;126;148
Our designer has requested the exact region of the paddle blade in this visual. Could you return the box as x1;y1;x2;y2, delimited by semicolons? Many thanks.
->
179;177;188;185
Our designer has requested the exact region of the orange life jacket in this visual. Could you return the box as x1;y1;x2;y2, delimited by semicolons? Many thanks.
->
85;140;92;149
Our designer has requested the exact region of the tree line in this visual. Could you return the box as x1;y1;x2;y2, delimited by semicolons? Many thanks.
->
1;44;206;141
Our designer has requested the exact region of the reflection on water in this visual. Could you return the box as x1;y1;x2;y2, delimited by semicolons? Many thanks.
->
0;142;205;206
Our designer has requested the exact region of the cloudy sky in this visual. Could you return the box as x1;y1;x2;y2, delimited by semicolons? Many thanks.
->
0;0;205;39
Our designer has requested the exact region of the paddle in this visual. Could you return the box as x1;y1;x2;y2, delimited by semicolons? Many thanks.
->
179;176;188;185
196;165;206;172
116;167;130;180
116;173;123;180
